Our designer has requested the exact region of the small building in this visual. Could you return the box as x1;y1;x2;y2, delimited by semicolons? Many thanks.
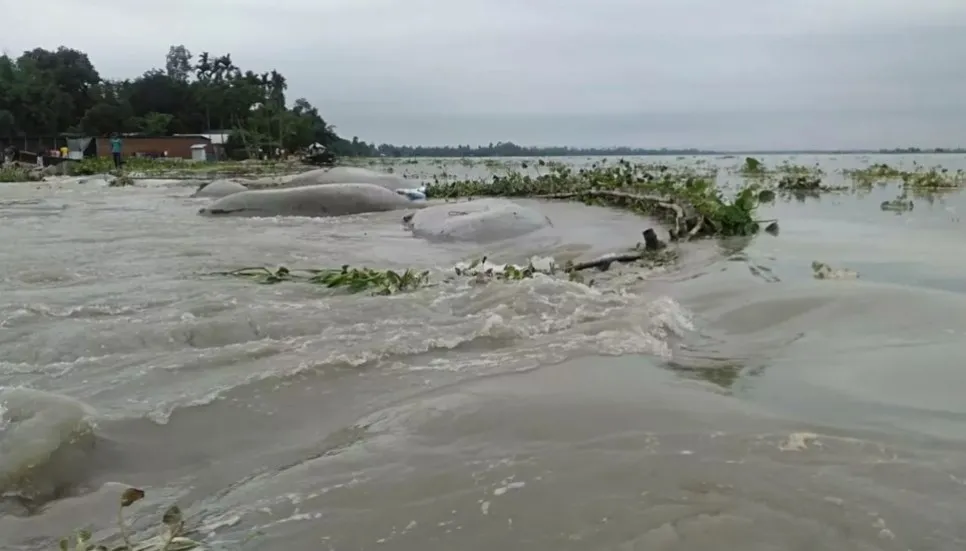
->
94;135;212;160
176;130;230;160
190;144;208;162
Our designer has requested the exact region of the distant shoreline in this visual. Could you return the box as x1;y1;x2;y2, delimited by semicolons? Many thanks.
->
388;149;966;158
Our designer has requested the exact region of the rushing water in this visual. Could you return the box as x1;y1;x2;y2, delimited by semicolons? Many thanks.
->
3;154;966;550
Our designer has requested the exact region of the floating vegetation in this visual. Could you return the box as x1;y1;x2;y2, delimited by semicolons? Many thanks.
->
844;163;966;190
777;174;824;191
737;157;823;179
735;157;835;198
426;159;764;239
739;157;765;175
216;265;431;295
811;261;859;280
58;487;202;551
453;256;547;280
842;163;903;186
773;173;847;197
216;229;682;294
880;191;915;213
757;189;777;202
775;160;825;177
109;172;135;187
901;167;966;190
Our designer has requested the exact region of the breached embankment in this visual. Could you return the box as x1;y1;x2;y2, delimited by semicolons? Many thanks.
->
403;198;553;243
198;183;419;217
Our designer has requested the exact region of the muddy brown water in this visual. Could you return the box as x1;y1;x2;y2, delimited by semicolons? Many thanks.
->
3;154;966;550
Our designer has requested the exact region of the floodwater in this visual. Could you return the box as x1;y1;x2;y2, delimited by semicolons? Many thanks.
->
3;154;966;550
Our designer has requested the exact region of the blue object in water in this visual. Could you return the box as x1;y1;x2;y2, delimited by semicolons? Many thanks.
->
396;188;427;201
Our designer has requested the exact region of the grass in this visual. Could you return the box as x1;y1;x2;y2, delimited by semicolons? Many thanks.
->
69;157;308;179
3;156;309;183
0;164;43;182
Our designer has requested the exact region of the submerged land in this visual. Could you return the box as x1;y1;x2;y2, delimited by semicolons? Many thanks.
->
3;150;966;550
3;152;964;296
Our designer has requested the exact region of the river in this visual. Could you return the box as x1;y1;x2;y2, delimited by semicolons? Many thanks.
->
2;154;966;550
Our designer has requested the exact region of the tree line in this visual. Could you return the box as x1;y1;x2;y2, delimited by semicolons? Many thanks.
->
0;45;376;158
0;47;707;161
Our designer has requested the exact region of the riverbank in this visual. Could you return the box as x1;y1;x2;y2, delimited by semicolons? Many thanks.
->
0;157;318;184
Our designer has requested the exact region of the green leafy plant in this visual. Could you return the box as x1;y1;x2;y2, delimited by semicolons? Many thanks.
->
740;157;764;174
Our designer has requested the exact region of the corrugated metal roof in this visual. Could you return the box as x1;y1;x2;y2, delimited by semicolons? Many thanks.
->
173;132;228;144
201;132;230;145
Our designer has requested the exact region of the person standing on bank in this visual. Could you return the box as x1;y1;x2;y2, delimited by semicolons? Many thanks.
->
110;133;123;169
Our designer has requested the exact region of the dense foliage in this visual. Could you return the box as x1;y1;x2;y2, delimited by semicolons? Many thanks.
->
0;45;374;157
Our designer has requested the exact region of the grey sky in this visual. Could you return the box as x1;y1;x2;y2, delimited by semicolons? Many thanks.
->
6;0;966;149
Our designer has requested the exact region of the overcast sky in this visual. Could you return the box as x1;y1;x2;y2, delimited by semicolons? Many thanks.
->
5;0;966;149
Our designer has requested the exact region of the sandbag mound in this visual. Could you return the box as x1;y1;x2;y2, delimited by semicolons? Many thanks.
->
405;198;552;243
0;388;97;505
198;182;419;217
192;178;249;198
284;166;414;191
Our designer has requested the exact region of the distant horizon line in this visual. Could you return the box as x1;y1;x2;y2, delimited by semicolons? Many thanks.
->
368;144;966;155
